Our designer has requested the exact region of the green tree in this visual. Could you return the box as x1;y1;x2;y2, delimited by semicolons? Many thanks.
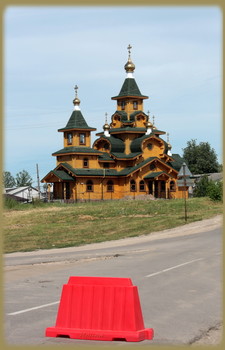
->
193;176;209;197
3;171;16;188
15;170;33;187
194;176;223;201
207;181;223;201
183;139;219;174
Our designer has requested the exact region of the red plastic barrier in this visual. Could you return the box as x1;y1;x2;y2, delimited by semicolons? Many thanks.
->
45;276;154;342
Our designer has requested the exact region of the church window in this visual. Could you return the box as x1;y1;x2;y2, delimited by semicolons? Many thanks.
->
79;133;86;145
103;143;109;150
130;179;136;192
86;180;93;192
139;180;145;192
107;180;114;192
121;101;126;110
170;181;176;191
147;143;153;150
150;163;156;170
133;101;138;110
103;163;109;168
67;133;72;145
83;158;89;168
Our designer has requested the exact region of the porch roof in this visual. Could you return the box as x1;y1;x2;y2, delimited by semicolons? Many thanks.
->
51;170;75;181
144;171;171;179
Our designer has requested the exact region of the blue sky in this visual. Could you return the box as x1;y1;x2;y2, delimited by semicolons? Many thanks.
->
4;6;222;187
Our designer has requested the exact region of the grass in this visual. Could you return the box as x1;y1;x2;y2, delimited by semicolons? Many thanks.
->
3;197;223;253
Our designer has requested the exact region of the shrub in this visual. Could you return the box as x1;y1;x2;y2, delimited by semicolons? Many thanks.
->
207;181;223;201
193;176;209;197
194;176;223;201
4;197;20;209
31;198;45;207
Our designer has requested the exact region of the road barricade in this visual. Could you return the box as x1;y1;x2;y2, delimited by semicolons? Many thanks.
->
45;276;154;342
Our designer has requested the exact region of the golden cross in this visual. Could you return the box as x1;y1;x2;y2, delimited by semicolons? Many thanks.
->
74;85;78;97
127;44;132;58
105;112;108;123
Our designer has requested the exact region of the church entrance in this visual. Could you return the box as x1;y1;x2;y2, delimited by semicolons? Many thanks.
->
59;182;71;200
147;180;166;198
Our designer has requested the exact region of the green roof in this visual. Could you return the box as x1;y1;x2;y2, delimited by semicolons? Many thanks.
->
98;153;115;162
94;135;125;153
44;154;178;181
111;152;142;159
106;135;125;153
118;157;157;176
58;110;96;131
130;134;152;153
59;163;117;177
169;154;185;171
111;78;148;99
112;110;148;123
52;170;75;181
110;127;146;134
52;146;103;156
144;171;166;179
152;129;166;135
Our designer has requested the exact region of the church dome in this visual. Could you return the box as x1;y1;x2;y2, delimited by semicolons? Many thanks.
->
73;97;80;106
103;123;110;130
146;121;153;128
124;58;135;73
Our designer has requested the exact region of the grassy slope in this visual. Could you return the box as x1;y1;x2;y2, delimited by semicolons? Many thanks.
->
3;198;223;253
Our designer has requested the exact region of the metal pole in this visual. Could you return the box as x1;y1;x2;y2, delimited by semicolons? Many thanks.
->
36;164;41;199
183;163;187;222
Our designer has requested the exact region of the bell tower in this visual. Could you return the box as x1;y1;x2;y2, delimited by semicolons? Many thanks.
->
58;85;96;148
111;45;148;118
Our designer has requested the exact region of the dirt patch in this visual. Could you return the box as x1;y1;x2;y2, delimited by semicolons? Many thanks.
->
125;214;154;218
7;224;34;229
78;215;95;220
3;206;63;218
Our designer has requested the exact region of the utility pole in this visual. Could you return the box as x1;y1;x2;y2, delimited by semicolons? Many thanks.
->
36;164;41;199
183;163;187;222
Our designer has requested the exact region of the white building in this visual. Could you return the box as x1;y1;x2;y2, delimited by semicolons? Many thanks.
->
4;186;41;203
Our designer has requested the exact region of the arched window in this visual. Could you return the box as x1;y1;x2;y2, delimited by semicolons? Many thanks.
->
107;180;114;192
67;133;72;145
79;133;86;145
139;180;145;192
121;101;126;110
150;162;156;170
86;180;93;192
103;143;109;150
170;181;176;191
133;101;138;110
83;158;89;168
130;179;136;192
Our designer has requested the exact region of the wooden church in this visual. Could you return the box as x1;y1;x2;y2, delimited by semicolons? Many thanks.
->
41;45;186;201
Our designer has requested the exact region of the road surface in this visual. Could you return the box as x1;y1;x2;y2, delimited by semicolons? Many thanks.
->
3;215;223;346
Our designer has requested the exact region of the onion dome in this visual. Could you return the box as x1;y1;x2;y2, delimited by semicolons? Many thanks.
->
103;113;110;137
146;121;153;128
124;44;135;74
103;123;110;130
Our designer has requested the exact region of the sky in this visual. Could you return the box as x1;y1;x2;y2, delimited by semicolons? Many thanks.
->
3;5;222;188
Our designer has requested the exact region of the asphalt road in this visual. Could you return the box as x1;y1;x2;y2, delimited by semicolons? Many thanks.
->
3;215;223;347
